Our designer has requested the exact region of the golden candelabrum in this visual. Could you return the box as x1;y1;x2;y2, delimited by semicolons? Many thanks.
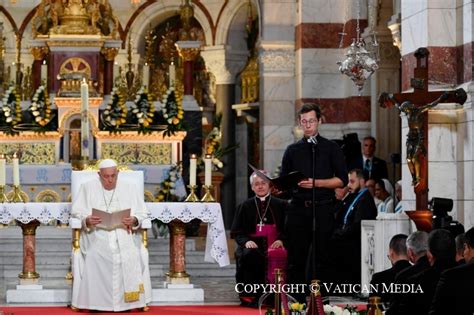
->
11;185;26;203
0;185;9;203
200;185;214;202
185;185;199;202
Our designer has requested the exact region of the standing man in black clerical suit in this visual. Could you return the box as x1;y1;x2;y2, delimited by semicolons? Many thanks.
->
328;168;377;286
231;171;288;307
280;103;347;302
348;136;388;181
430;227;474;315
369;234;411;304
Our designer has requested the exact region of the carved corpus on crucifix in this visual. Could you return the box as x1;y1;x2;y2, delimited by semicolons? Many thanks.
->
378;47;467;214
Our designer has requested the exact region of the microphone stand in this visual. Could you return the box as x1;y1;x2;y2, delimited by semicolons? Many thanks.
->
311;140;317;282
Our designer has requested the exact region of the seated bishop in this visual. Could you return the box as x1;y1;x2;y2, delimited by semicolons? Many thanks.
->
71;159;152;312
231;171;288;307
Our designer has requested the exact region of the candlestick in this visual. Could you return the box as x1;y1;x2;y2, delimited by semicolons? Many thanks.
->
12;153;19;186
143;63;150;87
184;185;199;202
0;154;5;186
169;62;176;88
11;185;25;203
201;185;215;202
80;79;89;159
189;154;197;186
204;154;212;186
0;185;8;203
41;60;47;84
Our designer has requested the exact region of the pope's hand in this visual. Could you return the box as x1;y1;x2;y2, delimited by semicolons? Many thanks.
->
122;216;138;234
86;215;101;228
270;240;284;249
245;241;258;249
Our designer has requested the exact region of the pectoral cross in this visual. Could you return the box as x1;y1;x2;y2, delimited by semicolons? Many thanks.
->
379;47;467;211
257;221;264;232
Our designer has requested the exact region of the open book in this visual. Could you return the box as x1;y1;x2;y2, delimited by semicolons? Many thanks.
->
248;163;306;191
92;208;131;230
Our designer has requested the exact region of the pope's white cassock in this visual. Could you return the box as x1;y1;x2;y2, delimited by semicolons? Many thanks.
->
71;177;152;311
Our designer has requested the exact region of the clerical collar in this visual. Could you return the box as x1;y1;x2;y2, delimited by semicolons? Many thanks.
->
256;192;270;202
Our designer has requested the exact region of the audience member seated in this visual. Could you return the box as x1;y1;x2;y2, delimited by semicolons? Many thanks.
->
347;136;388;181
430;227;474;315
375;179;394;213
231;171;288;308
386;231;430;314
365;178;381;207
369;234;411;304
455;233;467;265
394;180;403;213
396;229;457;314
328;168;377;287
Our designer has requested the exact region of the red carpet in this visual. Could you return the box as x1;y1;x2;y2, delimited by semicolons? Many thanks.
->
0;305;261;315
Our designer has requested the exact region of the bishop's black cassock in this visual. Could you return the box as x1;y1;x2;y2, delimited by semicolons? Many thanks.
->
231;195;288;305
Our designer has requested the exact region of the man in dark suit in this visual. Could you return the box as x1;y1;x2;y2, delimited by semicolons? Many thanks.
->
386;231;430;314
455;233;467;265
429;227;474;315
396;229;457;315
370;234;411;304
347;136;388;181
328;168;377;287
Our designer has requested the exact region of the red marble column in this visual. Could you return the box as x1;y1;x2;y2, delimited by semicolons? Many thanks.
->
18;220;41;279
101;47;119;95
184;60;193;95
167;219;190;284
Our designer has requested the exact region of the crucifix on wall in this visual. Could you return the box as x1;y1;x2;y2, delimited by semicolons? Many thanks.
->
379;47;467;211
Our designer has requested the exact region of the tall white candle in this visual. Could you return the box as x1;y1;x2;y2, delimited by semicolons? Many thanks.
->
189;154;197;186
204;154;212;186
0;155;5;186
80;79;89;159
169;62;176;88
113;62;119;83
12;154;19;186
10;62;16;83
41;60;47;84
143;63;150;87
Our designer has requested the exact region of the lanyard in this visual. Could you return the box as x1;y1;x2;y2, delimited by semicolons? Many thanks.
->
343;188;368;226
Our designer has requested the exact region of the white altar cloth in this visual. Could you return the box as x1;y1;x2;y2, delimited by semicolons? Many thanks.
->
0;202;229;267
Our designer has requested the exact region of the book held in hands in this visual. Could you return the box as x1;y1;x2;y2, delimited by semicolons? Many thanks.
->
92;208;131;230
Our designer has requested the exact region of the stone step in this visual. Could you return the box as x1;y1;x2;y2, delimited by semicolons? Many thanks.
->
2;263;235;279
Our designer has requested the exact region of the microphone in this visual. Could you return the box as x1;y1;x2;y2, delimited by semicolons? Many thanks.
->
308;135;318;145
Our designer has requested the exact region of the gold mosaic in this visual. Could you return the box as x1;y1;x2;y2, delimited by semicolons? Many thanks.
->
0;143;56;165
101;143;171;165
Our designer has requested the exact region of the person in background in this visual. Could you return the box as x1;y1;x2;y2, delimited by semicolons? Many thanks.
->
455;233;467;265
375;179;394;213
231;171;287;308
347;136;388;181
394;180;403;213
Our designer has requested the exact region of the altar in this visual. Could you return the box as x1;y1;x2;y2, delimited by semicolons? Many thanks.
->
2;201;229;303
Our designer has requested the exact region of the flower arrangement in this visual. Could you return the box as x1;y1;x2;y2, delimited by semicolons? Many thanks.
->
155;163;184;202
29;84;52;127
323;304;361;315
1;85;22;133
157;87;184;137
130;86;155;132
102;87;127;132
289;302;306;315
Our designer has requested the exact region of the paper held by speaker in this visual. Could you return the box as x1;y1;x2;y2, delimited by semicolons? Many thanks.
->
248;163;307;192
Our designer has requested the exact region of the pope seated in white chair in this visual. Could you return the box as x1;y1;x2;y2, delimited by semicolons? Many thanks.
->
71;159;152;312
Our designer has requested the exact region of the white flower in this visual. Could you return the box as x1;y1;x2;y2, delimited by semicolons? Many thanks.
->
163;114;168;119
342;309;351;315
169;182;175;188
32;111;40;116
35;116;42;122
104;110;109;115
169;189;175;194
32;97;38;102
167;118;172;124
138;118;144;123
111;120;117;126
132;109;139;114
4;112;10;117
137;113;143;118
6;117;12;122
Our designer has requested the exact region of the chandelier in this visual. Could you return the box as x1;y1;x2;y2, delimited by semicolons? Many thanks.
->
337;0;379;92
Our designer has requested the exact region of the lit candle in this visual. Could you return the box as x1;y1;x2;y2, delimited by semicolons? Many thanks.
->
80;79;89;159
169;62;176;88
113;61;119;83
0;155;5;186
143;63;150;87
12;153;19;186
41;60;47;84
10;62;16;83
204;154;212;186
189;154;197;186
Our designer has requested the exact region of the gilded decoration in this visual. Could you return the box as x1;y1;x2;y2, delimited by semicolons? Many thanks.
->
7;190;30;202
101;47;118;62
0;143;56;165
35;189;61;202
101;143;172;165
58;108;100;135
240;56;259;103
57;57;100;98
144;190;156;202
30;46;49;61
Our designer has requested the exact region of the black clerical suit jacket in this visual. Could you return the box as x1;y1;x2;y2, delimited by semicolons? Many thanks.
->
369;259;411;303
429;261;474;315
230;196;288;247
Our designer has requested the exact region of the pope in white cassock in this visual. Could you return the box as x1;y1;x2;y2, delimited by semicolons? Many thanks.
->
71;159;152;311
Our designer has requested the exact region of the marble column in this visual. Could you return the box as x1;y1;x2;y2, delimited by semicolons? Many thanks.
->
167;219;190;284
101;47;119;95
201;46;247;227
18;220;41;280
